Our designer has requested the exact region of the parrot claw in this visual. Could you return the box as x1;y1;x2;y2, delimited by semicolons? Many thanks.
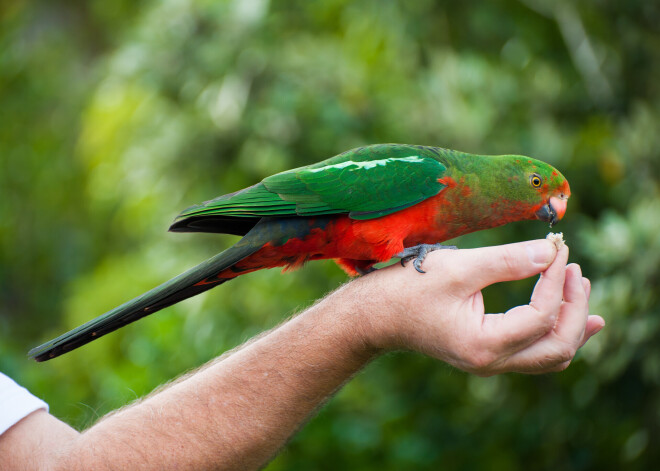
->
396;243;458;274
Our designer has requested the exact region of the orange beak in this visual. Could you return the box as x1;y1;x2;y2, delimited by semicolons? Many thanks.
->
536;194;569;227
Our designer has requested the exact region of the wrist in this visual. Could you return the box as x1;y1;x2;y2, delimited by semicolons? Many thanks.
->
333;272;406;355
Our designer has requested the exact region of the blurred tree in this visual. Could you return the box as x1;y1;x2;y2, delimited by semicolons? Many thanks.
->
1;0;658;469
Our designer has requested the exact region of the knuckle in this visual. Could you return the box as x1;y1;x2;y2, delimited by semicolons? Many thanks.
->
499;247;520;274
554;342;577;364
531;302;558;330
544;312;559;331
467;349;497;371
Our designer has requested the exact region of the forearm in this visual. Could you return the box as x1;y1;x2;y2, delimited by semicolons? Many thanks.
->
50;282;374;471
1;240;603;470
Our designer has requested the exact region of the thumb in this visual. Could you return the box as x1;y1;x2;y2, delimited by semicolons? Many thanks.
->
445;240;559;294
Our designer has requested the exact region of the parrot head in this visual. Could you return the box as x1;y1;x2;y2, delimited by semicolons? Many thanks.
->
511;157;570;227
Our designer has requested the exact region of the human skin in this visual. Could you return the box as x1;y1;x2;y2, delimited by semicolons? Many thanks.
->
0;240;604;471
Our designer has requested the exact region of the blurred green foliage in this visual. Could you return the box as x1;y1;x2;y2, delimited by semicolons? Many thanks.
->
1;0;659;469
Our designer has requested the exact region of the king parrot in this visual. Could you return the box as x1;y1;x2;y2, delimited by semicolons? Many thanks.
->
29;144;570;362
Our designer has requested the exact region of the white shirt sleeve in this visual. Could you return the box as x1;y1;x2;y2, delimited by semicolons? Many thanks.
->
0;372;49;435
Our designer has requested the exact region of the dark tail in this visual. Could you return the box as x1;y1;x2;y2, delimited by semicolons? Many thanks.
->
28;237;263;362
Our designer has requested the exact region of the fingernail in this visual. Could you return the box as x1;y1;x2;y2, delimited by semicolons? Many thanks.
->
526;240;556;265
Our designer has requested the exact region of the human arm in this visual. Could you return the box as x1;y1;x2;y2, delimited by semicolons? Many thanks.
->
0;239;603;470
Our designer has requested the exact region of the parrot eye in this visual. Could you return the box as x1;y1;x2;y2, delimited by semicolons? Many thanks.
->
530;174;542;188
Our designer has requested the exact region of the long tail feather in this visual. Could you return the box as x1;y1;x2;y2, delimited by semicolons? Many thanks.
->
28;239;262;362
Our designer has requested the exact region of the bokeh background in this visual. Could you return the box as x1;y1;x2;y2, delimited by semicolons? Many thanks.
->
1;0;659;469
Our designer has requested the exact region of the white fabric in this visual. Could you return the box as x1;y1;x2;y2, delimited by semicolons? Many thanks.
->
0;372;49;435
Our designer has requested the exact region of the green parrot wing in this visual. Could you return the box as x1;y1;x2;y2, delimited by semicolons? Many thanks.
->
175;144;448;222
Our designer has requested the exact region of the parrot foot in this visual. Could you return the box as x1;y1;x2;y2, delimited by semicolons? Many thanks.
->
396;243;458;274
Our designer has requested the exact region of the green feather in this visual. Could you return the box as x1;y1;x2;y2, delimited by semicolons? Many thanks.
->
174;144;448;223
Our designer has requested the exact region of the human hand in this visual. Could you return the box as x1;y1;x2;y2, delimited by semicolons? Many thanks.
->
353;240;604;376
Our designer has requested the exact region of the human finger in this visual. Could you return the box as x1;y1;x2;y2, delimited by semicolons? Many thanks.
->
504;314;603;374
499;267;588;373
533;313;605;373
579;315;605;347
528;244;569;316
582;277;591;301
553;264;588;343
537;314;605;372
480;303;557;358
442;240;558;295
488;257;581;372
526;314;605;373
475;245;568;358
488;245;569;355
501;312;604;375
